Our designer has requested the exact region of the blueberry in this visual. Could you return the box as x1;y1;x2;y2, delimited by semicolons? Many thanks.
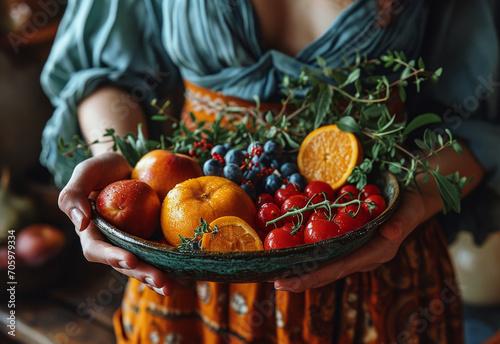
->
223;163;242;184
243;170;259;184
225;149;245;166
258;153;272;167
270;159;280;169
263;141;283;160
288;173;307;191
241;184;256;201
223;142;232;151
211;144;228;157
251;154;271;170
264;174;283;195
280;162;299;178
203;159;223;176
247;142;262;155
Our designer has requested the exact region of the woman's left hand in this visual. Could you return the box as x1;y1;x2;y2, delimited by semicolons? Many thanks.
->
273;189;425;293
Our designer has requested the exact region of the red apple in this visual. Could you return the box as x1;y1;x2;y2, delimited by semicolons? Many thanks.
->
131;150;203;200
16;223;66;267
96;179;161;239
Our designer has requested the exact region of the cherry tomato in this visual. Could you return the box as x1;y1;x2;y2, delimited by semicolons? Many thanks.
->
274;183;302;207
264;225;304;250
256;193;274;209
307;211;330;226
304;181;336;204
333;211;362;234
280;222;305;244
360;184;382;201
340;204;371;227
337;185;360;204
256;203;283;233
304;219;342;244
281;194;312;224
362;195;386;219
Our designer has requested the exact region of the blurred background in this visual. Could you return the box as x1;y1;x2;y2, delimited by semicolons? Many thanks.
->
0;1;123;343
0;1;498;343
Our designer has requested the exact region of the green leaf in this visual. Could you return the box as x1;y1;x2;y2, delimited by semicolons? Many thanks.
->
363;105;385;118
431;171;462;213
282;131;300;149
316;56;326;68
414;138;428;151
418;57;425;70
253;95;261;110
265;111;274;125
398;84;406;103
423;129;437;150
402;113;441;136
388;164;402;174
337;116;361;134
313;84;334;129
265;126;277;139
452;141;463;154
340;69;361;88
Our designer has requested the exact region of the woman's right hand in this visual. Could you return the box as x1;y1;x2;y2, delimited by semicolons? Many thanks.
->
58;152;185;296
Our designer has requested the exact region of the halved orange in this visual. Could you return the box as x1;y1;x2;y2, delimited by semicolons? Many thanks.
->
200;216;264;252
298;124;362;190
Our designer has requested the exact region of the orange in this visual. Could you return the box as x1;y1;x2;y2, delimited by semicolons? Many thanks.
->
297;124;362;190
200;216;263;251
161;176;256;246
131;150;203;201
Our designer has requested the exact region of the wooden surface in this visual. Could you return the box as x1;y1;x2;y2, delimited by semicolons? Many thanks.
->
0;246;126;344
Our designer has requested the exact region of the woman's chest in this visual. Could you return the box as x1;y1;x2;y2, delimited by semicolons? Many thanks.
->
250;0;354;56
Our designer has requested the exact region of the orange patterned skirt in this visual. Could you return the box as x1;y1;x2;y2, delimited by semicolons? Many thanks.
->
113;81;464;344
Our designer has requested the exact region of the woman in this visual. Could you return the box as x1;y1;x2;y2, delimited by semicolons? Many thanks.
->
41;0;499;342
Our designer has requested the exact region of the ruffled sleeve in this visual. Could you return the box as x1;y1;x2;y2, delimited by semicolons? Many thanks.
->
40;0;181;187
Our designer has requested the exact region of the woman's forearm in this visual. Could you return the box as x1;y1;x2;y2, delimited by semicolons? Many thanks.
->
78;86;148;156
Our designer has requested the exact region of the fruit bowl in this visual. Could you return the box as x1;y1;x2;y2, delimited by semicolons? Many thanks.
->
91;172;400;283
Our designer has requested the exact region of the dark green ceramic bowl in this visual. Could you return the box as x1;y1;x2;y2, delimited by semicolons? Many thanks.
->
91;172;400;283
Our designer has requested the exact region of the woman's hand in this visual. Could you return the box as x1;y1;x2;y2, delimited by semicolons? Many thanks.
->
273;190;425;292
58;152;186;296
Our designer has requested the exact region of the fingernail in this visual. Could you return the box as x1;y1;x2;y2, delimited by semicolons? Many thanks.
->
70;208;84;231
118;261;131;269
145;277;157;288
274;282;292;291
152;286;165;296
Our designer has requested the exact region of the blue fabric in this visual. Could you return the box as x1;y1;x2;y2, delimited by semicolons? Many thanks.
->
40;0;499;225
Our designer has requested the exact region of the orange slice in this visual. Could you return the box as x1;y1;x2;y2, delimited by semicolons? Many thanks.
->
200;216;264;252
298;124;362;190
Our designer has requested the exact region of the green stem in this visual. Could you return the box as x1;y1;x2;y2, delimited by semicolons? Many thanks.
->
265;198;364;226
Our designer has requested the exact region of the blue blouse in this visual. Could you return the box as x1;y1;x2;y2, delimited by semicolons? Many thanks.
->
40;0;500;237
